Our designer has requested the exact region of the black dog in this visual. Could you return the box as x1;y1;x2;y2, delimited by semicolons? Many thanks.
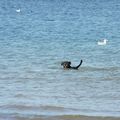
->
61;60;83;69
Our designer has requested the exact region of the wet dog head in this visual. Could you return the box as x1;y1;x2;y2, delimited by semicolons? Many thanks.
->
61;61;71;68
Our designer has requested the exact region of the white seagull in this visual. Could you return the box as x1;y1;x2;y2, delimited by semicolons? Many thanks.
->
16;9;21;13
97;39;108;45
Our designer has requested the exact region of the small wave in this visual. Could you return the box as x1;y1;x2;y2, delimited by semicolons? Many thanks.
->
14;94;28;98
0;104;69;112
81;66;119;72
44;19;55;22
1;105;120;118
40;105;65;111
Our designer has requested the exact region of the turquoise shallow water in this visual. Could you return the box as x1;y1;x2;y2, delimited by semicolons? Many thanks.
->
0;0;120;118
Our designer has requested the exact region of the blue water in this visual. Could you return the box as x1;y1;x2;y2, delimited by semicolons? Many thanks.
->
0;0;120;119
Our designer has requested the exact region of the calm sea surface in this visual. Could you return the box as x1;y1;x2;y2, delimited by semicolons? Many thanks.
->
0;0;120;119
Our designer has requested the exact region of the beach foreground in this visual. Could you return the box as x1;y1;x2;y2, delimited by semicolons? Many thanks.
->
1;115;120;120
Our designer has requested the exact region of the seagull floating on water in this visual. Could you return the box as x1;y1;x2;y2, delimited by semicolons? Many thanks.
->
97;39;108;45
16;9;21;13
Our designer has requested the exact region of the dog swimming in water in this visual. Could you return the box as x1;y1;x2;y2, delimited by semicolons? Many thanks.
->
61;60;83;69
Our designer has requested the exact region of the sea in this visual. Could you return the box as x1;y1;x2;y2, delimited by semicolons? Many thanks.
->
0;0;120;119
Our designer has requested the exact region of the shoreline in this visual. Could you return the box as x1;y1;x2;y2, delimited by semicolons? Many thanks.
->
50;115;120;120
1;115;120;120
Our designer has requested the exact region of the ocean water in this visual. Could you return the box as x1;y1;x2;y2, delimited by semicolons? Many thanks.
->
0;0;120;119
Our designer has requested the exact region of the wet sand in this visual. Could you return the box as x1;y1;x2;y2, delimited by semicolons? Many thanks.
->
51;115;120;120
1;115;120;120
